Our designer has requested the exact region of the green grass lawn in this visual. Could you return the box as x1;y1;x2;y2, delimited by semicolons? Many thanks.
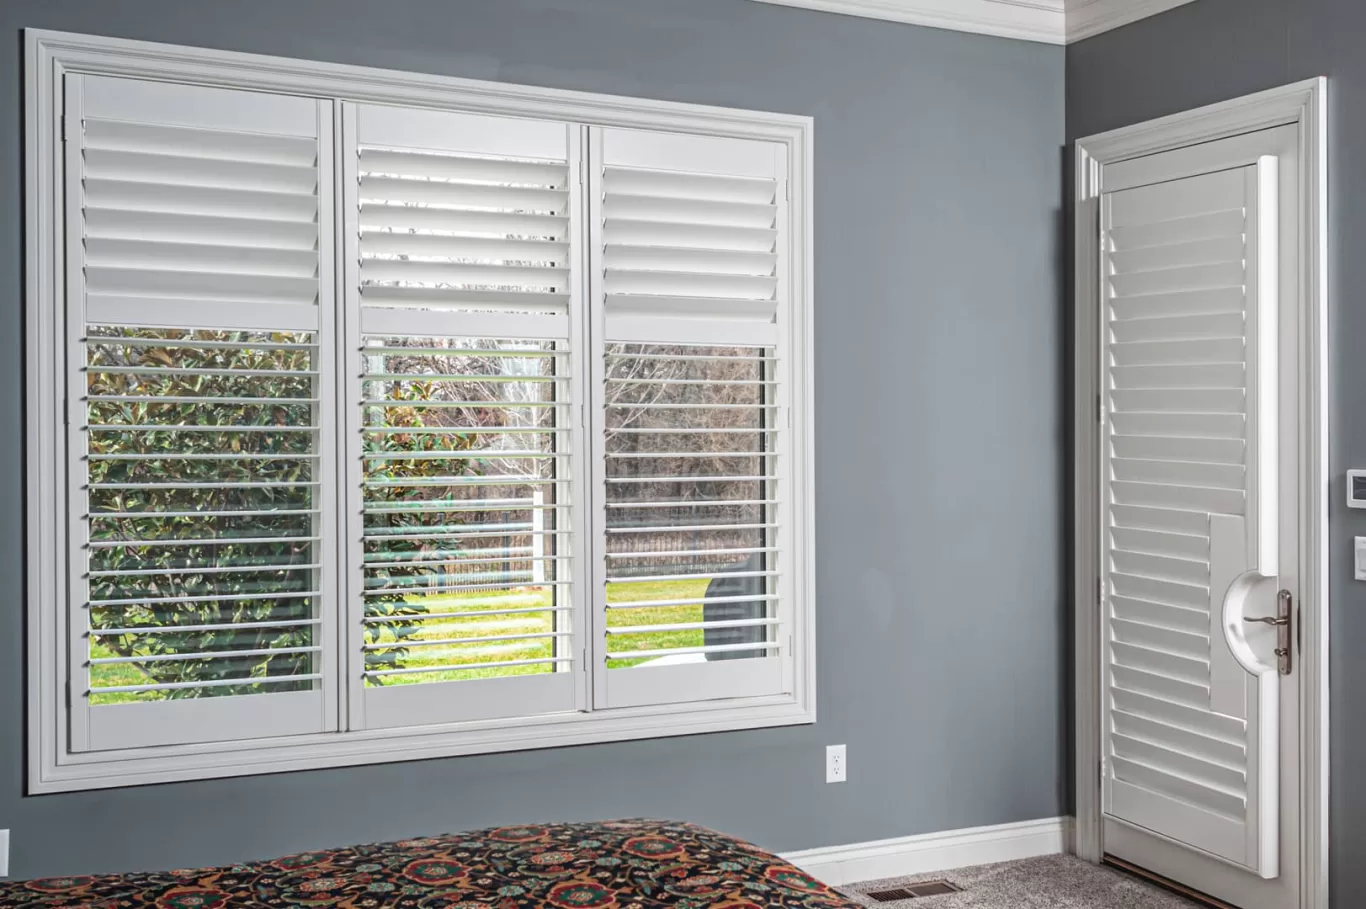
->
89;578;712;702
367;576;710;684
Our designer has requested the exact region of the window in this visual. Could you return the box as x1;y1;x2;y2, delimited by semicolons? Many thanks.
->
26;30;813;791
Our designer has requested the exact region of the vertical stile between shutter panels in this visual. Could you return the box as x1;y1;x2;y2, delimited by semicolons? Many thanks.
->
341;103;588;730
588;127;793;709
1101;162;1281;872
63;75;337;751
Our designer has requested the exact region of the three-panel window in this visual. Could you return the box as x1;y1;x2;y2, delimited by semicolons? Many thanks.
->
28;33;813;791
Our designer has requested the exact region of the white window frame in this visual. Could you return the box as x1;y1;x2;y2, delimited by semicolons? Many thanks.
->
25;29;816;793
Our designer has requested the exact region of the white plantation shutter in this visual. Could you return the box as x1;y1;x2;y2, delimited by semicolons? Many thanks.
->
1101;163;1282;874
36;56;812;788
588;128;793;708
341;103;588;729
64;75;337;750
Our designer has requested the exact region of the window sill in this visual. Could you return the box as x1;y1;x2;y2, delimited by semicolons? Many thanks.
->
35;696;814;793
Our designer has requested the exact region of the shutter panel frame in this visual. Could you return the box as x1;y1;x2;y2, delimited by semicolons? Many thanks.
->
1100;160;1283;876
63;74;339;753
340;102;591;731
587;126;796;710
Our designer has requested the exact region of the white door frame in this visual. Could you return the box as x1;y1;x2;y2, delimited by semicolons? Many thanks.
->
1072;78;1329;909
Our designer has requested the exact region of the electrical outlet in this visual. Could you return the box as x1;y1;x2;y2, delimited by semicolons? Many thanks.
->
0;829;9;878
826;744;847;783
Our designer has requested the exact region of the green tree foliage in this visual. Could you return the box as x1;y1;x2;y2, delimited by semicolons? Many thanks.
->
356;341;557;683
357;371;480;680
85;329;441;700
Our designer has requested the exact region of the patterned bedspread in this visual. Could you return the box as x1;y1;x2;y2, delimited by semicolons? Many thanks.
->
0;819;862;909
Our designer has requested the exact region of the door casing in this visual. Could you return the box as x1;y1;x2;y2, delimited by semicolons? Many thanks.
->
1072;78;1329;909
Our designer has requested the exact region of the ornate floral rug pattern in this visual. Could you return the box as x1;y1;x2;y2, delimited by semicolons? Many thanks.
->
0;819;862;909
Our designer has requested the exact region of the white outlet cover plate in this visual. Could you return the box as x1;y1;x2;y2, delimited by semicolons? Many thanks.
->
826;744;847;783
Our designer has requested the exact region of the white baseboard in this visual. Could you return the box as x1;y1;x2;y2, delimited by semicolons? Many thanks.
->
781;817;1073;886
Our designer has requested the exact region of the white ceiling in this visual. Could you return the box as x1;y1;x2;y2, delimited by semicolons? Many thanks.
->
749;0;1199;44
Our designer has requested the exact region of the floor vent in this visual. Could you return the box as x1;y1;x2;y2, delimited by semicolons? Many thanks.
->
864;881;964;901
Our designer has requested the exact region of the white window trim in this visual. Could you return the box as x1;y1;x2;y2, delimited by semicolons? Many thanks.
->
25;28;816;793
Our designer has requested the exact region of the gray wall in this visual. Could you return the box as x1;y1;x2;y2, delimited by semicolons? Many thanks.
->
1066;0;1361;900
0;0;1067;879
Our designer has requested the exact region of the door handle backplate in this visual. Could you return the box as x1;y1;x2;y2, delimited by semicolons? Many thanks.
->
1242;590;1293;675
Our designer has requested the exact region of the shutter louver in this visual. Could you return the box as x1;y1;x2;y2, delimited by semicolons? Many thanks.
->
596;129;784;348
354;105;573;342
1102;163;1281;874
344;104;585;729
590;128;793;709
66;76;336;752
77;79;324;333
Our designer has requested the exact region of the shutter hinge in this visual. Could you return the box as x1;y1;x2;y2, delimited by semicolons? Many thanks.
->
65;680;72;709
62;397;69;426
1099;757;1105;786
60;114;67;144
1098;577;1103;603
786;407;792;430
1097;393;1104;424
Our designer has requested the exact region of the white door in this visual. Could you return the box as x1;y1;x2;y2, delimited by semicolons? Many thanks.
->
1099;124;1301;909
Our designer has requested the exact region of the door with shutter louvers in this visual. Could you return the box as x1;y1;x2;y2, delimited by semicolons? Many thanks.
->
587;127;794;709
1099;125;1300;908
65;75;337;751
340;103;588;729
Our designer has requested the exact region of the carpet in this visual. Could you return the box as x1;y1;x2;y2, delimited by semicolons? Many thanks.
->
840;854;1201;908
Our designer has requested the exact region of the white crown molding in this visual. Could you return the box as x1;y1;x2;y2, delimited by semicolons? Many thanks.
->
1065;0;1198;42
750;0;1066;45
781;817;1072;886
749;0;1199;44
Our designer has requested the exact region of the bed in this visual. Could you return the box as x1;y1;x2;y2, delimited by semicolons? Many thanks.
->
0;819;863;909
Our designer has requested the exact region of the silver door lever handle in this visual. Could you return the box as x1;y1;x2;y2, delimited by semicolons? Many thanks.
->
1246;590;1294;675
